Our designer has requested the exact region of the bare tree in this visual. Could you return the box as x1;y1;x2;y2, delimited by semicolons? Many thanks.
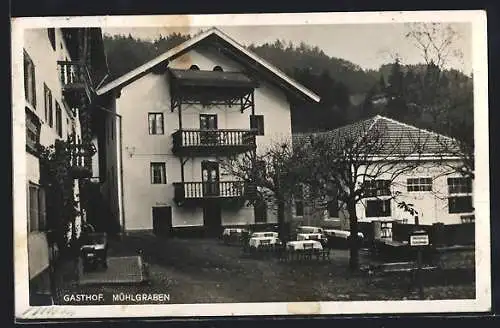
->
220;138;303;240
404;22;464;70
295;116;433;270
405;22;474;179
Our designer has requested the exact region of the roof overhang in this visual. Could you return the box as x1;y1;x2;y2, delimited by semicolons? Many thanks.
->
96;27;320;103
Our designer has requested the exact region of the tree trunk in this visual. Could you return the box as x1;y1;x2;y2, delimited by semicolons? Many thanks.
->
347;198;359;271
277;196;287;242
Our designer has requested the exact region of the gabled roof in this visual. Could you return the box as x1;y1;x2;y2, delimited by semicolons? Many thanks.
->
96;27;320;102
293;115;461;156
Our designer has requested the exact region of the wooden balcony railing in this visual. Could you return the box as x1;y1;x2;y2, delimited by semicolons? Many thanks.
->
174;181;249;202
172;129;256;155
58;61;92;89
68;143;92;179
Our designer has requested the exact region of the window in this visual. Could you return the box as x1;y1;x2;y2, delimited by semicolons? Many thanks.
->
24;50;36;108
363;180;391;197
150;162;167;184
448;177;472;194
47;28;56;50
366;199;391;217
327;201;338;217
43;84;52;123
213;66;223;72
148;113;164;135
250;115;264;136
55;102;62;137
295;200;304;216
449;196;473;214
25;107;41;154
407;177;432;192
28;183;46;232
254;199;267;223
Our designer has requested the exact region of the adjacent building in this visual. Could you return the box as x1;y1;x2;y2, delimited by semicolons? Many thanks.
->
292;115;474;228
23;27;108;303
95;27;320;236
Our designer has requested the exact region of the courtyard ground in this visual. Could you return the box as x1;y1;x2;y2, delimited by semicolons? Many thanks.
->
52;233;475;305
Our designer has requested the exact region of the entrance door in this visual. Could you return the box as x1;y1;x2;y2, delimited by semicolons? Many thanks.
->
201;161;220;197
200;114;218;145
203;202;222;237
152;206;173;236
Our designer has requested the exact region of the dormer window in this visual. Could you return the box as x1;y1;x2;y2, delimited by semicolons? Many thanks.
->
189;65;200;70
213;66;223;72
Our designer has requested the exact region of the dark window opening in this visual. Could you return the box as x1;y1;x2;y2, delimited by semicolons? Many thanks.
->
448;196;473;214
407;177;432;192
55;102;62;137
151;162;167;184
28;183;46;232
447;177;472;194
295;201;304;216
250;115;264;136
327;201;338;217
366;199;391;217
148;113;164;135
43;84;52;123
363;180;391;197
254;199;267;223
23;50;36;108
47;28;56;50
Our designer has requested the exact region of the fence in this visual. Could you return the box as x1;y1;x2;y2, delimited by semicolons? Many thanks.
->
392;222;475;246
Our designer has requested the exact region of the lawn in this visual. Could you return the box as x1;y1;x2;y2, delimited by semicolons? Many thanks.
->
52;233;475;305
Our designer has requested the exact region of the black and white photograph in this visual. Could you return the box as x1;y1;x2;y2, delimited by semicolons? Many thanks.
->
12;11;490;319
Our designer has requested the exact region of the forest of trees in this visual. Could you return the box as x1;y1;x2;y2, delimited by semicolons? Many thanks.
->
102;31;473;143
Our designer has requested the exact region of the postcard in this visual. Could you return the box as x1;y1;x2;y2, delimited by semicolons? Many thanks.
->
12;10;490;320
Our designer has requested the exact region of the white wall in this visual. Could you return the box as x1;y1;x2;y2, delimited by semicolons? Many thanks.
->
116;46;292;231
24;28;84;279
350;161;473;225
24;29;77;148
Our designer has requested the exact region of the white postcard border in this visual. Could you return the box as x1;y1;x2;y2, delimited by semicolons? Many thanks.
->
12;10;490;319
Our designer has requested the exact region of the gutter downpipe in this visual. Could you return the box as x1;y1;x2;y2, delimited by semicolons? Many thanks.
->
97;104;125;237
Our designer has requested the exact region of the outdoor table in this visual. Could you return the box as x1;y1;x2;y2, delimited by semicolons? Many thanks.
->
287;240;323;250
323;229;364;239
222;228;249;245
297;233;324;241
222;228;249;236
296;226;324;234
286;240;324;261
251;232;279;239
249;236;281;248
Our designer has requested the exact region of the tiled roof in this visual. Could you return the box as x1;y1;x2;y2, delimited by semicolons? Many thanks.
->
292;115;460;156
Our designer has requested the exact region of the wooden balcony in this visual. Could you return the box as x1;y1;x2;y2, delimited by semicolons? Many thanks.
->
69;143;92;179
174;181;251;204
57;61;92;106
172;129;256;156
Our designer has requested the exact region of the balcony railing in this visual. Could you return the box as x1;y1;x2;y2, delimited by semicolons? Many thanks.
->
174;181;249;202
172;129;256;156
68;143;92;179
58;61;92;89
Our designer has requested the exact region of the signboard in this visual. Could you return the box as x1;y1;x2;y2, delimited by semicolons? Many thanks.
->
409;234;429;246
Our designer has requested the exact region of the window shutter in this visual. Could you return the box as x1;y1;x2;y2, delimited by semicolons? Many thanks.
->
38;188;46;230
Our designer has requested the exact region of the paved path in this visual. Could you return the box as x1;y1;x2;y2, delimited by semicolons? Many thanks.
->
78;256;145;285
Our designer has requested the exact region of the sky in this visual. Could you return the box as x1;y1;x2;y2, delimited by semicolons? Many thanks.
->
102;23;472;75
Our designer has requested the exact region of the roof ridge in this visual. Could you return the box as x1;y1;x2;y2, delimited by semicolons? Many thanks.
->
374;114;457;142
